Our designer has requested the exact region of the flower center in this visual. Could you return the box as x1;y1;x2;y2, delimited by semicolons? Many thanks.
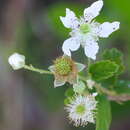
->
76;104;86;115
80;24;91;34
55;57;72;76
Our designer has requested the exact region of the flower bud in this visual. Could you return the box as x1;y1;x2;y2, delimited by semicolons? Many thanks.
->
86;79;95;89
73;81;86;94
8;53;25;70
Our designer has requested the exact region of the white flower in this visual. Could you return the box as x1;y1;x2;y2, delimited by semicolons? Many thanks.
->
48;56;86;87
60;0;120;60
65;95;97;127
8;53;25;70
87;79;95;89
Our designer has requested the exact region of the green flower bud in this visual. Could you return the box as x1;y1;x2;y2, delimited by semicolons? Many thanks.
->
73;81;86;94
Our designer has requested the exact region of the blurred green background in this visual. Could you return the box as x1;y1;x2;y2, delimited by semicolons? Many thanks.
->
0;0;130;130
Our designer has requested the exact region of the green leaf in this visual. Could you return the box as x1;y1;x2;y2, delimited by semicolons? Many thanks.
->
64;97;72;105
96;95;111;130
89;60;119;81
102;48;125;74
114;80;130;94
101;76;117;87
64;88;75;105
65;88;74;97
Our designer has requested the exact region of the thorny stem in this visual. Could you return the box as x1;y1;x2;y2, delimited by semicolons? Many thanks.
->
24;65;53;75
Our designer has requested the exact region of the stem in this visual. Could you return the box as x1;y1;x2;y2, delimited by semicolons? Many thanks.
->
95;83;117;96
24;65;89;81
108;94;130;102
79;74;130;103
87;58;91;77
87;58;91;69
24;65;53;75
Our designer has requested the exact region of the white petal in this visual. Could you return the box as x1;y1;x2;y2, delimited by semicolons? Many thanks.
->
86;112;95;123
92;92;98;97
84;0;103;22
62;37;80;56
54;79;65;87
60;8;79;29
97;22;120;38
84;41;99;60
75;63;86;72
48;65;55;72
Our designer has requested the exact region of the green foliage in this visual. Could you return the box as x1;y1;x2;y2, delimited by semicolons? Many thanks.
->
100;49;125;87
101;76;117;87
114;80;130;94
65;87;74;97
64;88;75;105
102;48;125;74
64;97;72;105
96;95;111;130
89;60;119;81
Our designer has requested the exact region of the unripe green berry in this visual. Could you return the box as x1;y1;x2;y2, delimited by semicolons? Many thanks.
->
55;57;72;76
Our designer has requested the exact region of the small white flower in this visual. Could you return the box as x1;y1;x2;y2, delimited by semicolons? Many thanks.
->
48;56;86;87
8;53;25;70
87;79;95;89
65;95;97;127
60;0;120;60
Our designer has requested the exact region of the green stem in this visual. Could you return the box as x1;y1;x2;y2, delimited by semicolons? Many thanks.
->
87;58;91;77
87;58;91;69
24;65;53;75
78;74;117;96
